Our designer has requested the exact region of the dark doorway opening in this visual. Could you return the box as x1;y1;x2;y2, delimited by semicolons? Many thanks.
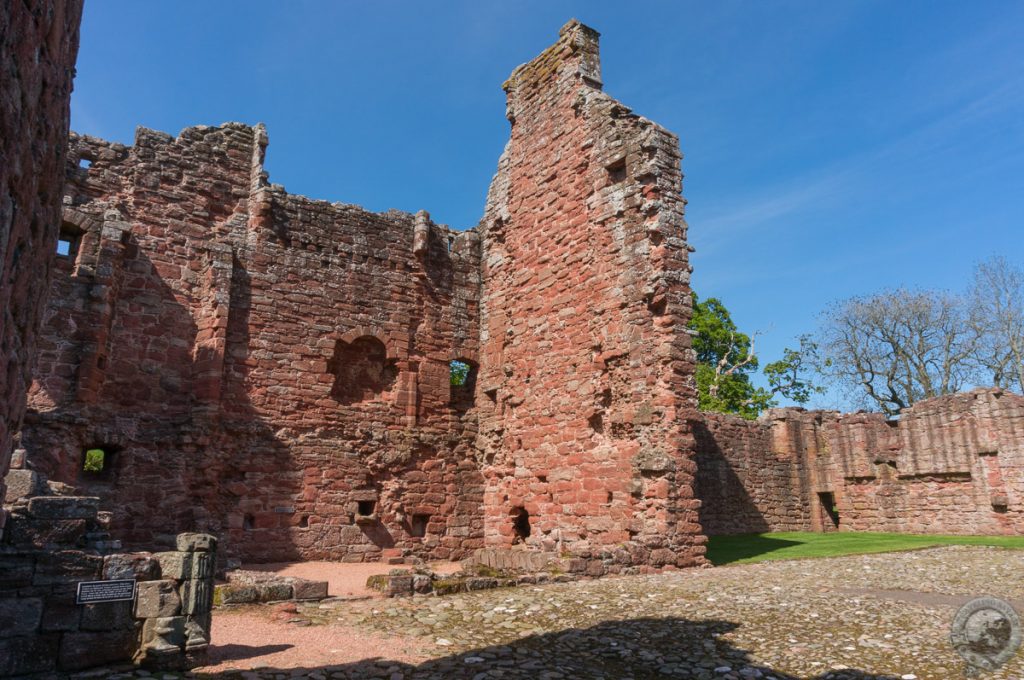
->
817;492;839;530
512;507;531;543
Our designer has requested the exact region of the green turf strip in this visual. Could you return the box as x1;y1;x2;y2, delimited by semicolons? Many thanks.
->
706;531;1024;565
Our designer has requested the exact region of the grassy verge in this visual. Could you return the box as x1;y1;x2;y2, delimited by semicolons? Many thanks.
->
706;531;1024;566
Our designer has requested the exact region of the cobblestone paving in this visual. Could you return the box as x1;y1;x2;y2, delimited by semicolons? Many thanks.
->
105;546;1024;680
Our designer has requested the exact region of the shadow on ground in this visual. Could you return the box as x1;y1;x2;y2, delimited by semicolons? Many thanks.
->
705;534;804;565
208;643;294;663
197;616;910;679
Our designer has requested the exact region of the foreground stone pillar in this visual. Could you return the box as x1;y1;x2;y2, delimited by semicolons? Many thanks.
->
139;533;217;669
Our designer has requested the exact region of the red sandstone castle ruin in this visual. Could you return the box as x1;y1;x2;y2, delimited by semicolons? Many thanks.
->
12;21;705;571
2;9;1022;673
8;20;1024;574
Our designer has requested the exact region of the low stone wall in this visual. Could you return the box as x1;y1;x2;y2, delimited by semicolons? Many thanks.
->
0;488;215;675
215;569;329;606
367;565;581;598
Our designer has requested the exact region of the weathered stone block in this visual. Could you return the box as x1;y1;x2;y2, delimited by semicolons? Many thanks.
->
2;468;40;501
387;571;414;597
81;600;135;631
58;629;136;671
140;615;185;654
26;496;99;520
176;532;217;552
41;599;81;632
135;579;182;618
465;577;498;591
214;583;258;605
32;550;102;585
256;582;293;601
0;597;43;637
412;574;432;594
9;449;26;469
181;578;213;615
184;612;211;649
103;552;160;580
633;449;676;473
0;633;59;675
0;555;35;587
7;518;87;549
290;578;328;600
153;551;191;580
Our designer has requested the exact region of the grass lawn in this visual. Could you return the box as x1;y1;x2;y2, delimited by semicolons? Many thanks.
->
706;531;1024;566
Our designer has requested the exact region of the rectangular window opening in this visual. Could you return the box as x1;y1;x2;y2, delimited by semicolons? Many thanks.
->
81;446;117;482
607;158;627;184
410;513;430;538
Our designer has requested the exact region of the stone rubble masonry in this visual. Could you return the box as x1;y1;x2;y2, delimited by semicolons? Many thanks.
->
214;569;329;605
0;481;216;674
0;0;83;531
16;20;706;572
694;388;1024;536
476;21;705;570
693;412;812;534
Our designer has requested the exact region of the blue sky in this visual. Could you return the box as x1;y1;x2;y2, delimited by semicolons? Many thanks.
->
72;1;1024;409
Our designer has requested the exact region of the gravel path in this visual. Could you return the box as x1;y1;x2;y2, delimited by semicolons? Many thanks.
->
111;546;1023;680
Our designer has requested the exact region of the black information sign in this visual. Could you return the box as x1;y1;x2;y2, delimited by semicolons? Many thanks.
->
76;579;136;605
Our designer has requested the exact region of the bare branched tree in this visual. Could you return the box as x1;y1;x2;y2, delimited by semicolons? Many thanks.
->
969;256;1024;393
708;330;759;399
816;289;979;416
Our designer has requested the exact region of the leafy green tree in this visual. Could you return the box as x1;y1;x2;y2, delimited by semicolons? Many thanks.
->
763;336;823;406
450;360;471;387
83;448;105;473
689;294;819;419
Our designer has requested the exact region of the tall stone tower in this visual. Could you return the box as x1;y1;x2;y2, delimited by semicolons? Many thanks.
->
476;20;706;569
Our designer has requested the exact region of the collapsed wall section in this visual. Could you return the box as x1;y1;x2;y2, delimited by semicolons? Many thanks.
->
476;21;705;570
20;121;485;563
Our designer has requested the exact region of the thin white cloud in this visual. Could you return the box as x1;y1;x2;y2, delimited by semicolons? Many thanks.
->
694;71;1024;256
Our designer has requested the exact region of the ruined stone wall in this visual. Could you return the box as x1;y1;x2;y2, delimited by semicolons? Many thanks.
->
22;122;484;563
692;413;813;535
20;19;706;570
822;389;1024;534
693;389;1024;536
0;489;215;676
476;21;705;570
0;0;83;525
